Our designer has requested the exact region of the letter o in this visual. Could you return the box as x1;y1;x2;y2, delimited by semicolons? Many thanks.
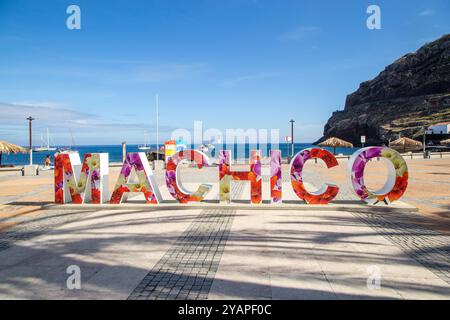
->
347;147;408;204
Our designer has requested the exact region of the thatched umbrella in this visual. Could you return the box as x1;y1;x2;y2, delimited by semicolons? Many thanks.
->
0;141;27;166
389;137;422;153
440;139;450;146
318;137;354;155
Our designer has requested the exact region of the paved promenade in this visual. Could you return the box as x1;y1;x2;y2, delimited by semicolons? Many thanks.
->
0;158;449;299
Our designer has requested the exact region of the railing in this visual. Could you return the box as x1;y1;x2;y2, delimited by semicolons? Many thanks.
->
399;151;450;159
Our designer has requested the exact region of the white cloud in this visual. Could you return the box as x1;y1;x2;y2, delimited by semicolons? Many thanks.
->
281;26;320;41
0;101;91;125
0;62;208;84
418;9;435;17
0;101;176;133
221;71;285;87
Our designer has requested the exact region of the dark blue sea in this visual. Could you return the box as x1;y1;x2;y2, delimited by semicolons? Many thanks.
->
2;143;360;166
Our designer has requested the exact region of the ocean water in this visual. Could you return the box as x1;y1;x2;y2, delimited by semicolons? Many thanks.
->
1;143;360;166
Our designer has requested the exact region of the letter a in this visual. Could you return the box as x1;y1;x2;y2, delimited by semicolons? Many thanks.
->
66;5;81;30
366;5;381;30
110;153;162;204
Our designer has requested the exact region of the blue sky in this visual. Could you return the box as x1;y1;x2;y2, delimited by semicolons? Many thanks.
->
0;0;449;146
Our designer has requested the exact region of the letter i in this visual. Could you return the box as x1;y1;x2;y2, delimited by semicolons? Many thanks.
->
270;150;282;203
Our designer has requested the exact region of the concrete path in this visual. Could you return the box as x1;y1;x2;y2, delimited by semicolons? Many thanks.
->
0;182;449;299
209;209;450;299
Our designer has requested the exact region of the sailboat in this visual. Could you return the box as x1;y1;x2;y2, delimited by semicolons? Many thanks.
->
33;128;57;152
145;95;164;161
138;130;151;150
58;129;78;154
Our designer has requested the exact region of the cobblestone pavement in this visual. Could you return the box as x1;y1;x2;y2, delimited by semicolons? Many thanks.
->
128;183;244;300
0;209;94;252
0;167;449;299
352;210;450;285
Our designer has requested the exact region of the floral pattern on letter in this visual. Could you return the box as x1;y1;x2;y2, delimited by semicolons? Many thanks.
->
348;147;408;204
165;150;212;203
270;150;282;203
290;148;339;204
54;153;105;204
219;150;262;204
110;153;160;204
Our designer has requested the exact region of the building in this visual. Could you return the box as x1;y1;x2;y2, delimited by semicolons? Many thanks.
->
427;122;450;134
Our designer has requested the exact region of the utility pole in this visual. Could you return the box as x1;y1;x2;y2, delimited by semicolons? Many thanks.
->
290;119;295;159
27;116;35;165
423;126;427;159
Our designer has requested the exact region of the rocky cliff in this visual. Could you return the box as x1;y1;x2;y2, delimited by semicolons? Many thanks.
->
316;34;450;146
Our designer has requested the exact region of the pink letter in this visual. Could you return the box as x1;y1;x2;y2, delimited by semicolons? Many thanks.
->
165;150;212;203
110;153;162;204
290;148;339;204
348;147;408;204
219;150;262;204
270;150;282;203
55;153;109;204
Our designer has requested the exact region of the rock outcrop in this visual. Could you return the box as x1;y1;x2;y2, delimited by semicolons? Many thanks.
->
316;34;450;146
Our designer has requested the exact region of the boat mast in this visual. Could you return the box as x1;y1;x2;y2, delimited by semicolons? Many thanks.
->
46;128;50;149
40;133;44;149
156;94;159;153
144;130;148;147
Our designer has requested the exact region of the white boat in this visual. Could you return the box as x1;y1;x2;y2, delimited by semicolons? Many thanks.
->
58;129;78;153
138;130;151;150
57;149;78;154
198;143;215;155
34;128;57;152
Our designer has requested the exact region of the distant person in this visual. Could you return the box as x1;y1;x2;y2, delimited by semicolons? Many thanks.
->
42;155;53;170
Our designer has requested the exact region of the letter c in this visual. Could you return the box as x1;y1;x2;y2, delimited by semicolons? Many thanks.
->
165;150;212;203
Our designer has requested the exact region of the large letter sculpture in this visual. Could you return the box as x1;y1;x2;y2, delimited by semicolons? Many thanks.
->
219;150;262;204
55;153;109;204
348;147;408;204
290;148;339;204
110;153;162;204
270;150;282;203
165;150;212;203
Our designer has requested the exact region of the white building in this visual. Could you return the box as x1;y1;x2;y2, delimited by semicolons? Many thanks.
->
427;122;450;134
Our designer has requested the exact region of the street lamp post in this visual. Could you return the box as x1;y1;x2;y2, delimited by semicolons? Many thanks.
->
423;126;427;159
27;116;35;165
290;119;295;159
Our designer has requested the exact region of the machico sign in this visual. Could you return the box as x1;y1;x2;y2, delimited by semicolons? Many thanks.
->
54;147;408;206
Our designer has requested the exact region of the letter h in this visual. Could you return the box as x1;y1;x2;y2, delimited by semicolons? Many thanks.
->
219;150;262;204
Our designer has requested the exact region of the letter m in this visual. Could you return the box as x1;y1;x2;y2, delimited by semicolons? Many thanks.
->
55;153;109;204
